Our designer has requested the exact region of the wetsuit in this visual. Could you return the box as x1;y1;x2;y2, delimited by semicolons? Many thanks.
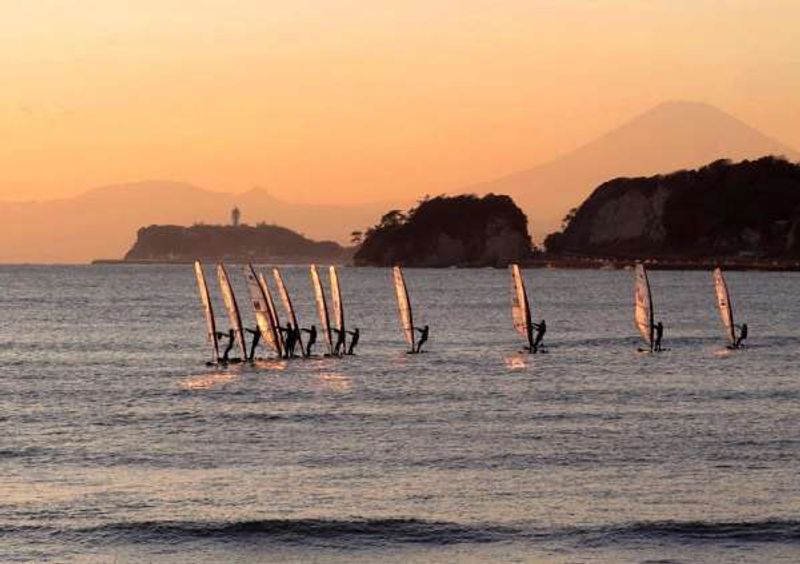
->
245;328;260;361
735;323;748;348
531;320;546;353
346;328;360;355
333;329;346;356
302;325;317;356
415;325;429;353
216;329;235;363
654;322;664;352
280;324;296;358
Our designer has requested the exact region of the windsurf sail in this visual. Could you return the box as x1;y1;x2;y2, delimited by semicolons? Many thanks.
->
329;266;346;351
393;266;415;350
272;268;305;355
194;261;220;363
244;264;283;357
258;272;284;350
713;267;736;347
634;263;654;350
309;265;334;355
216;263;248;360
510;264;532;343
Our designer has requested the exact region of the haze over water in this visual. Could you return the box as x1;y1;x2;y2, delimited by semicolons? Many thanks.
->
2;265;799;562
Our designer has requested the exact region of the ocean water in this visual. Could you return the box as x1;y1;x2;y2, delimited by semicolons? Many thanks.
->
1;265;799;563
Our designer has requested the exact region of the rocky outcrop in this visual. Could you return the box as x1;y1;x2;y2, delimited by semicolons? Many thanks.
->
544;157;800;258
124;224;349;263
353;194;533;267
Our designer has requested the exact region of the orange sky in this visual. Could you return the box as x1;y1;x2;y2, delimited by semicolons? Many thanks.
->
2;0;798;204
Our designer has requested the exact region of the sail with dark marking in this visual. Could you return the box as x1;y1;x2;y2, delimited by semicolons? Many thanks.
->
713;267;736;347
510;264;532;342
244;264;282;357
634;263;654;350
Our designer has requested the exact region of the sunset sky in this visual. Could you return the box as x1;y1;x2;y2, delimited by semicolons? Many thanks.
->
2;0;798;204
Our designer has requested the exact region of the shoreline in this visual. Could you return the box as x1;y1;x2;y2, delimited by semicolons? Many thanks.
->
91;256;800;271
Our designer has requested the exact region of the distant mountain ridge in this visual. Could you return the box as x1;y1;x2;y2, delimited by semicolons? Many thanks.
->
0;182;390;263
2;101;796;263
469;101;799;239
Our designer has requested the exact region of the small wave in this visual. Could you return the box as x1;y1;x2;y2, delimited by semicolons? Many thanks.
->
567;519;800;546
2;518;798;549
78;517;512;546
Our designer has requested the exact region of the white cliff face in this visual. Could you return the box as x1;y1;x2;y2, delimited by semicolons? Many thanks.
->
587;185;669;246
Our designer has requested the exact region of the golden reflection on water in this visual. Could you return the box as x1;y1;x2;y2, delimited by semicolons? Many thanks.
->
253;358;288;371
504;356;528;371
317;372;353;392
181;372;237;390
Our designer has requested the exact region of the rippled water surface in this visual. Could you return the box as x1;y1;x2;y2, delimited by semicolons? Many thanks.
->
1;265;799;562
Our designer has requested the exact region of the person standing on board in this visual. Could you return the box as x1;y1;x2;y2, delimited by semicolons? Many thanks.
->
531;319;547;353
245;328;260;361
734;323;748;348
332;328;346;356
303;325;317;356
415;325;429;353
280;322;297;358
216;329;235;363
654;321;664;352
346;328;360;355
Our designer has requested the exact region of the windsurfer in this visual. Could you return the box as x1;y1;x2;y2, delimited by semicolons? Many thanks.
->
346;328;360;355
734;323;748;348
654;321;664;352
333;329;346;356
415;325;429;353
531;319;546;353
245;328;260;361
302;325;317;356
216;329;235;363
280;323;297;357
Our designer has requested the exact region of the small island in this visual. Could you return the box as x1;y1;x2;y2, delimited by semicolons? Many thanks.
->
542;157;800;268
353;194;534;267
119;221;349;264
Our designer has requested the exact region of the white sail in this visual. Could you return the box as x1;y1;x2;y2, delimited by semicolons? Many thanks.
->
243;264;282;357
272;268;305;355
393;266;415;349
329;266;346;351
216;263;248;359
194;261;220;363
309;265;334;355
510;264;532;340
258;272;285;352
713;267;736;346
634;263;654;349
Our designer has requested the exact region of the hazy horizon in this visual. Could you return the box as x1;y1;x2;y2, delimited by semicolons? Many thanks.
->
4;1;800;207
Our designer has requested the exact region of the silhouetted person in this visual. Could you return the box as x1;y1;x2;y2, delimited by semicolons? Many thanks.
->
735;323;748;348
302;325;317;356
245;328;260;361
346;328;360;355
654;321;664;352
415;325;429;353
333;328;346;356
531;319;547;353
216;329;235;363
280;323;297;358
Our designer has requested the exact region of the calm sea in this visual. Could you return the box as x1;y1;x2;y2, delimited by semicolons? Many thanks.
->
1;265;799;562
